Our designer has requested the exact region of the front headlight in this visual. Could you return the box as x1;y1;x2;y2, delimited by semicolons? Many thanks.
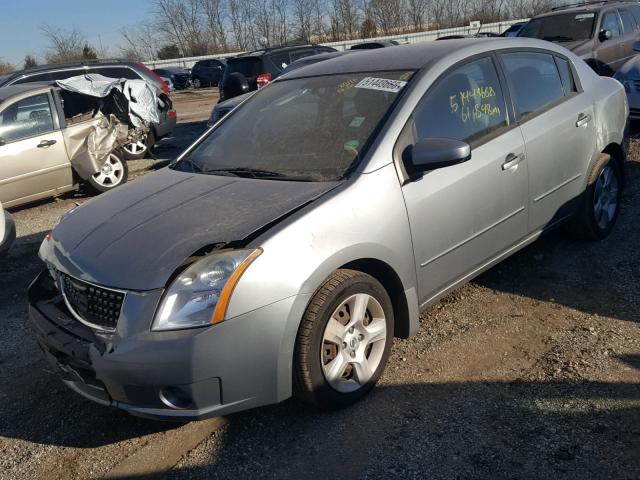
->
153;248;262;331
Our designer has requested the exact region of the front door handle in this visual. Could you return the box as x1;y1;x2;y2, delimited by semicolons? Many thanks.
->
576;113;592;128
502;153;525;171
37;139;57;148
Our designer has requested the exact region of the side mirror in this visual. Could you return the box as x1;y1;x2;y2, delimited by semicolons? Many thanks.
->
403;138;471;176
599;29;612;42
634;40;640;52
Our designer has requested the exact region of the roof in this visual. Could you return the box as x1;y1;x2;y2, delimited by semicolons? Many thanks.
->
4;59;137;82
536;0;637;16
0;83;52;102
235;44;334;58
283;37;560;79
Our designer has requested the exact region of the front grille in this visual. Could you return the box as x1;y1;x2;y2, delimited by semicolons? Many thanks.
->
60;273;125;331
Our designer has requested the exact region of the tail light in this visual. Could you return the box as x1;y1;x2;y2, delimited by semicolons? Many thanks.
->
137;62;169;94
257;73;272;89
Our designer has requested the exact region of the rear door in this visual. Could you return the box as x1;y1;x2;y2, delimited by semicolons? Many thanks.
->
597;10;625;72
0;91;71;206
400;55;529;302
499;50;597;232
618;7;639;63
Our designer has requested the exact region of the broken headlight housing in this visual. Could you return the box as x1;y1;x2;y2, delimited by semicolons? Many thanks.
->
152;248;262;331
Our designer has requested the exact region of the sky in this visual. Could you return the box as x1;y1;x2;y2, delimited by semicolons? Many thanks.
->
0;0;152;66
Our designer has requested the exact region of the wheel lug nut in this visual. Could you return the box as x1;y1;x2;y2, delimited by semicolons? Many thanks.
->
350;351;355;357
358;334;364;340
342;342;347;349
349;327;354;333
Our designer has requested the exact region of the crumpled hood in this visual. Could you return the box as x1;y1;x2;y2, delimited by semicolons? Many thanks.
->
44;168;339;290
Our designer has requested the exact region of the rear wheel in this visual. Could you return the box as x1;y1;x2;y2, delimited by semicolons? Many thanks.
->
192;77;202;89
294;270;393;409
122;131;155;160
568;153;622;240
87;152;128;194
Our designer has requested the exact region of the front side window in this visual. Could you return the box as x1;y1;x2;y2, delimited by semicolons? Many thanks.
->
13;72;54;84
519;12;595;42
501;52;565;117
0;93;54;142
413;57;507;145
601;12;622;37
175;71;414;181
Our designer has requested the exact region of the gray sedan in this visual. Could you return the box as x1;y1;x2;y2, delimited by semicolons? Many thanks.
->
30;38;628;420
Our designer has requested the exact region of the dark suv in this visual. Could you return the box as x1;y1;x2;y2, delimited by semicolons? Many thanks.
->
219;45;336;101
190;58;227;88
0;59;176;159
518;1;640;76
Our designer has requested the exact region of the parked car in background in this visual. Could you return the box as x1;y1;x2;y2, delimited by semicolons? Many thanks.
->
614;39;640;119
153;67;191;90
0;83;133;208
350;40;399;49
518;1;640;76
502;21;528;37
30;38;627;420
219;45;337;101
0;200;15;257
0;60;177;160
210;50;349;126
190;58;227;88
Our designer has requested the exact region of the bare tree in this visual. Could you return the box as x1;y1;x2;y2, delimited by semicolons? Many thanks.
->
407;0;429;31
293;0;314;42
0;62;14;75
200;0;228;50
41;24;90;63
120;23;162;61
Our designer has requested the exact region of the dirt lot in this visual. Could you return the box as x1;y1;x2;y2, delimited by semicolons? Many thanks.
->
0;88;638;479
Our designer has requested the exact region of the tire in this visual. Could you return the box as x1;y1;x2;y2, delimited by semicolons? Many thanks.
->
192;77;202;89
293;269;394;409
86;152;129;194
568;153;623;240
122;131;155;160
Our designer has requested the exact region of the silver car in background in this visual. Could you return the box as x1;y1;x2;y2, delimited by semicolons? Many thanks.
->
30;38;628;420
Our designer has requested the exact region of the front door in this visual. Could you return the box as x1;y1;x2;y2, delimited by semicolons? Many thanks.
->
400;56;529;303
0;92;71;207
597;10;625;73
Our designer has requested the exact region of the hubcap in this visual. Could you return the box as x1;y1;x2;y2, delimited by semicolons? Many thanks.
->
321;293;387;393
593;165;619;229
93;154;124;187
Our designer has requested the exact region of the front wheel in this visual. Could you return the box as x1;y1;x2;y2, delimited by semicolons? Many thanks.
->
192;77;202;89
86;152;129;194
293;270;393;409
568;153;623;240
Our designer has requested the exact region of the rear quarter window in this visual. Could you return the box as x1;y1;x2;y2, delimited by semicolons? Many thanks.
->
501;52;565;117
227;58;262;78
91;67;141;80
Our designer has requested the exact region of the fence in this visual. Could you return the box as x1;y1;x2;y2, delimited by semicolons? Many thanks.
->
144;19;527;69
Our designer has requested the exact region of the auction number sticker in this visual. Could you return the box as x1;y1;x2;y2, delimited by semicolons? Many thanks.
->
355;77;407;93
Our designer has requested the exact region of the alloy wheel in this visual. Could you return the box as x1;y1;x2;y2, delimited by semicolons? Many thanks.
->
92;154;125;188
593;164;619;229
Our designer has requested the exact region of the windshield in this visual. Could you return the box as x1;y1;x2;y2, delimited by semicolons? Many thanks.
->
519;12;596;41
175;71;413;181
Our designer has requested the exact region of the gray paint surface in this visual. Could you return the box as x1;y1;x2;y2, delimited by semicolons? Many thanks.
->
49;167;339;290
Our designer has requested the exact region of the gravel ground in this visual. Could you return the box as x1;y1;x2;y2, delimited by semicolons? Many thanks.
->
0;93;638;479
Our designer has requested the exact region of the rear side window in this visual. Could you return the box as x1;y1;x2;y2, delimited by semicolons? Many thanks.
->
291;50;316;61
601;12;622;37
413;56;507;145
92;67;141;80
629;4;640;25
555;57;577;94
0;93;54;142
619;8;637;33
269;52;291;71
501;52;565;117
48;69;85;82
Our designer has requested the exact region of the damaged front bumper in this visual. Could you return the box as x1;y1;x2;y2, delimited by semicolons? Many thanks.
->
28;270;303;421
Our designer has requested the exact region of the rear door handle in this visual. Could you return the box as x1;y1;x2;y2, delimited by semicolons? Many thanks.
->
502;153;525;171
576;113;592;128
37;139;57;148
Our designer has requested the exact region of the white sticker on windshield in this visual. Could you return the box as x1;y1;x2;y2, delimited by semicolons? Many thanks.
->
575;13;595;19
355;77;407;93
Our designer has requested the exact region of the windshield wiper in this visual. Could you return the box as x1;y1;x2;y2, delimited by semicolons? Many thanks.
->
202;167;313;181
